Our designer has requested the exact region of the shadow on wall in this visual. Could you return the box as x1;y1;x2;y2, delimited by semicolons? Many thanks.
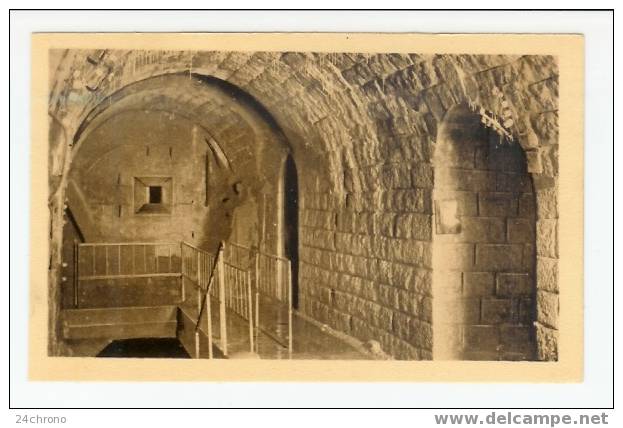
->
201;173;248;252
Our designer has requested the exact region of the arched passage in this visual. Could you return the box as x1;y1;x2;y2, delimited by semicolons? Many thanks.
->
432;104;537;360
59;72;302;317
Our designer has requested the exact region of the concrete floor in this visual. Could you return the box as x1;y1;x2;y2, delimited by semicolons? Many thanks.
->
183;293;373;360
91;310;370;360
81;292;373;360
226;294;371;360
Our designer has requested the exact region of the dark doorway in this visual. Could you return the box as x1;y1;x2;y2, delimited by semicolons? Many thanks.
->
97;338;191;358
283;155;299;309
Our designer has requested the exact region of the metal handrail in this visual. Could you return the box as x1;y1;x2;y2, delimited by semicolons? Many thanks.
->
78;242;179;247
252;252;293;355
74;241;182;307
78;273;181;281
227;241;291;262
73;239;292;357
193;242;223;359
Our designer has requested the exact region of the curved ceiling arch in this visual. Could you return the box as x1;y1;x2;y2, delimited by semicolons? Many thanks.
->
73;72;290;153
70;72;295;192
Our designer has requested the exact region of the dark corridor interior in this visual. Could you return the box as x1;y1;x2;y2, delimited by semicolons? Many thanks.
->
97;338;191;358
284;155;299;309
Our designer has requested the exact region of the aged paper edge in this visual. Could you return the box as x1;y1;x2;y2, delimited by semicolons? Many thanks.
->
28;33;584;382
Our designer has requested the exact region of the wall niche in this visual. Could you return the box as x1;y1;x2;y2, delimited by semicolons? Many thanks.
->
134;176;173;215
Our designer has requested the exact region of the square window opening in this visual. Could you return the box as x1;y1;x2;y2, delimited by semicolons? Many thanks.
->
134;177;172;215
149;186;163;204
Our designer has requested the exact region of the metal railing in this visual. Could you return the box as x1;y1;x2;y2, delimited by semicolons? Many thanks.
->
224;242;254;270
253;252;293;354
75;242;181;308
214;241;294;354
181;242;255;358
73;240;293;358
222;255;254;355
180;242;216;311
193;242;293;357
181;242;221;358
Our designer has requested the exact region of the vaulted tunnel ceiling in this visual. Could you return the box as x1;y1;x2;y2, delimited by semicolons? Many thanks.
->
70;73;291;193
50;50;558;200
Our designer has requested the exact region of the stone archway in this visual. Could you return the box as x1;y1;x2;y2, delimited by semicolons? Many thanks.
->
432;103;537;360
51;72;300;354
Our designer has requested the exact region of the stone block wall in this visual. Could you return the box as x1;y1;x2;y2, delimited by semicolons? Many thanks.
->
533;161;559;361
298;176;434;359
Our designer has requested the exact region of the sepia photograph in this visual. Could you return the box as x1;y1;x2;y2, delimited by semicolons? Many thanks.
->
45;45;563;362
26;32;585;383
